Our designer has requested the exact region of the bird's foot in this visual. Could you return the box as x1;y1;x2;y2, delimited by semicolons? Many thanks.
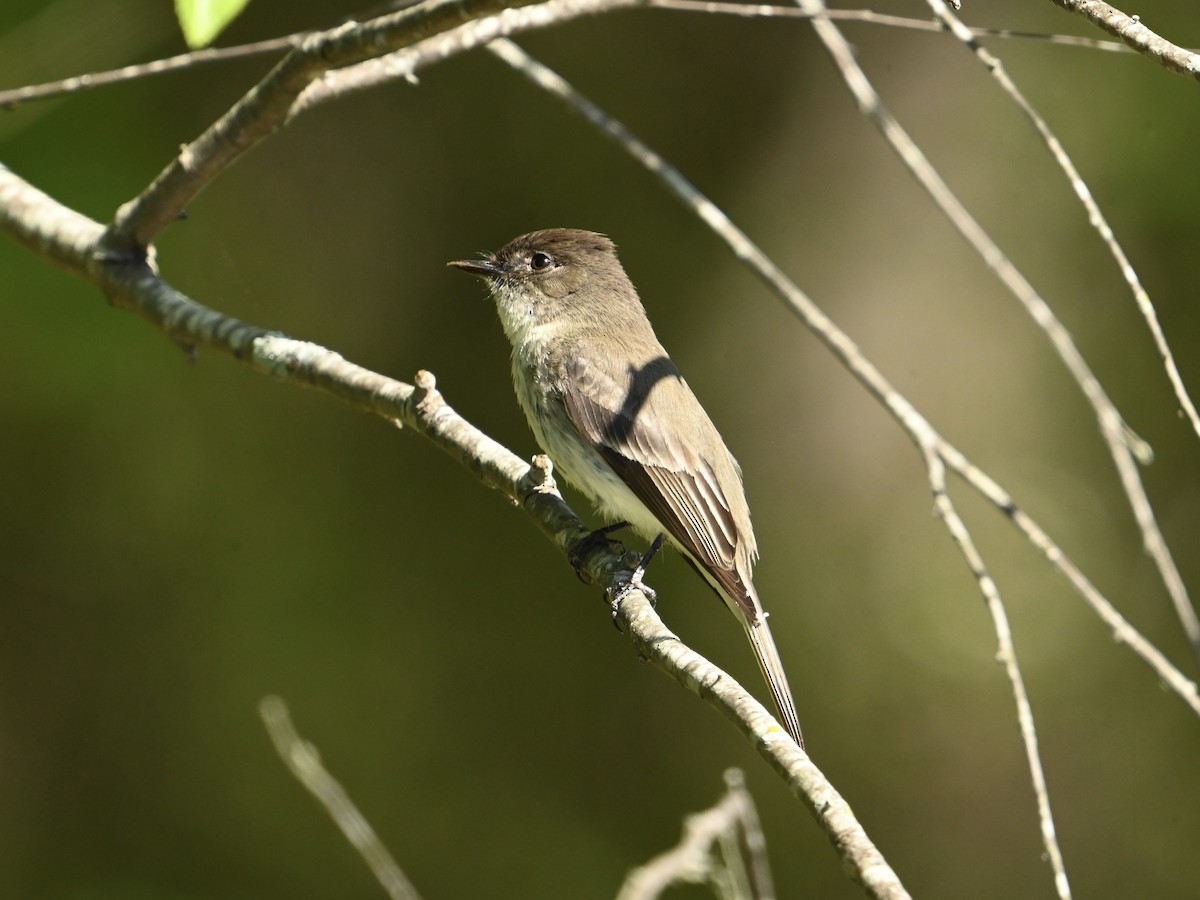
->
569;521;631;583
606;533;666;630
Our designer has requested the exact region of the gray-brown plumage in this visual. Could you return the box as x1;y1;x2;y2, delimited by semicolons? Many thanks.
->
449;228;804;748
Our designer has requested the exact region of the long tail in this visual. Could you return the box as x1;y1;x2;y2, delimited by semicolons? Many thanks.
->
678;550;805;748
744;616;805;749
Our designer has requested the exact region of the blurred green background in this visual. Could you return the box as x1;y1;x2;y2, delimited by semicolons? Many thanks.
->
2;0;1198;897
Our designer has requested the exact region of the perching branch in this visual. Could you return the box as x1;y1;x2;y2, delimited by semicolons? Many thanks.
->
0;161;908;900
599;584;911;900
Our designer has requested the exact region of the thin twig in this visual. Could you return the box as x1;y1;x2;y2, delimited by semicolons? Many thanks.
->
649;0;1156;53
260;697;424;900
728;768;775;900
791;2;1199;668
1045;0;1200;82
291;0;645;116
483;38;1200;720
924;0;1200;689
104;0;545;250
0;4;1154;113
928;0;1200;444
922;447;1072;900
617;769;776;900
0;34;302;109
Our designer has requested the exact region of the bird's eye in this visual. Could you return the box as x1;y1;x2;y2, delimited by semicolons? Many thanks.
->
529;252;552;271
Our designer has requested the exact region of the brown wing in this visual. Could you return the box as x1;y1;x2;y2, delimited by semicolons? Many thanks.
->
558;350;755;601
561;350;798;745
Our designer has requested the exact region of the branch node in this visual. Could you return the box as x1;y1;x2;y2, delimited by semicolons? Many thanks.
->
93;233;156;272
413;369;442;417
521;453;558;496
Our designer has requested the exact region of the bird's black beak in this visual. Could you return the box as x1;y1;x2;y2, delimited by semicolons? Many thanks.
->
447;258;501;278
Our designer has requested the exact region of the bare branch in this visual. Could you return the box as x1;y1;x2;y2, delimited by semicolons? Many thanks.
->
923;0;1200;673
260;697;424;900
613;590;911;900
804;0;1200;637
789;3;1200;663
927;0;1200;444
0;34;301;109
1044;0;1200;81
617;769;776;900
649;1;1156;53
293;0;645;115
0;161;909;900
0;3;1153;113
922;446;1072;900
104;0;544;251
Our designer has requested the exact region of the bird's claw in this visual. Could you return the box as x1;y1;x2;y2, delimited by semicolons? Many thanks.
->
568;521;632;583
607;564;658;631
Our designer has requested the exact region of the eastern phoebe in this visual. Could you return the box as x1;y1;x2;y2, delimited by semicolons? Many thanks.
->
449;228;804;748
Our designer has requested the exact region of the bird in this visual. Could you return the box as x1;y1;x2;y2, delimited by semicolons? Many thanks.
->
449;228;804;748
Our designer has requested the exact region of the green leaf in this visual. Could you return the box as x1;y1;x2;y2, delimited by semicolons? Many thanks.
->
175;0;253;49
